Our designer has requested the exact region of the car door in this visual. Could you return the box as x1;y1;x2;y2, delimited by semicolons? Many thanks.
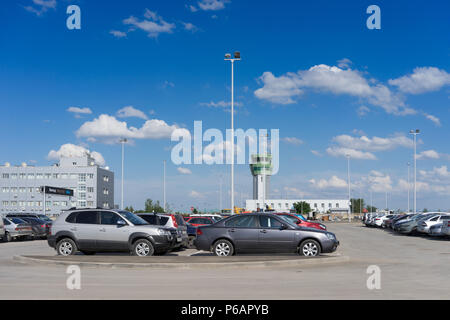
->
258;215;295;252
223;215;260;252
72;211;100;250
96;211;131;251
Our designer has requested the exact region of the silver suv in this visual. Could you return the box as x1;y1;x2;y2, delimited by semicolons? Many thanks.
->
47;209;175;256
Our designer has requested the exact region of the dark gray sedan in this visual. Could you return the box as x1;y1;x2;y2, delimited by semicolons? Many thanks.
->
194;213;339;257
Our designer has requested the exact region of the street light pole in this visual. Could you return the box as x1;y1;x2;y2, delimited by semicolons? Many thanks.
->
225;52;241;215
346;154;351;222
119;138;128;210
407;162;410;213
409;129;420;215
163;160;166;212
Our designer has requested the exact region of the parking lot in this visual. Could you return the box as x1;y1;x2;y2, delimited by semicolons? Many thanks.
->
1;222;449;300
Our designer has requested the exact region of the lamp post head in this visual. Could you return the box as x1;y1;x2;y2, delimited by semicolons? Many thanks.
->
234;51;241;59
224;53;231;59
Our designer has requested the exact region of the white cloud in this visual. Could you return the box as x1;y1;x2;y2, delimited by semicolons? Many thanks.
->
417;150;440;160
197;0;228;11
337;58;352;69
281;137;303;146
357;105;370;117
424;113;441;127
367;171;393;192
326;147;376;160
123;9;175;38
116;106;148;120
182;22;198;32
189;190;205;198
311;150;322;157
76;114;178;142
67;107;92;117
331;134;413;152
254;64;415;115
110;30;127;38
177;167;192;175
200;100;243;108
388;67;450;94
48;144;105;166
24;0;56;16
309;176;347;189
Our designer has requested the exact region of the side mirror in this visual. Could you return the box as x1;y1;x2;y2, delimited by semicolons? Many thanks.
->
280;224;289;230
117;220;127;227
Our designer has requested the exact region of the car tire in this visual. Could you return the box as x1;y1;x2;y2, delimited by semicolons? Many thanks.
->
56;238;77;256
81;251;96;256
298;239;321;257
213;239;234;257
132;239;155;257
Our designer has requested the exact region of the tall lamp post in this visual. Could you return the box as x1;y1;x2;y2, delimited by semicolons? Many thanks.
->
119;138;128;210
224;51;241;215
407;162;411;213
409;129;420;215
346;154;351;222
163;160;166;212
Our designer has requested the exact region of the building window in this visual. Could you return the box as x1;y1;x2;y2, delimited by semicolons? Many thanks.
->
45;173;51;179
103;175;109;182
88;174;94;179
87;201;94;207
2;201;9;206
79;174;86;182
11;174;17;179
329;203;332;208
78;200;87;208
78;185;86;192
2;173;9;179
11;201;17;206
61;173;68;179
79;193;86;200
103;188;109;195
87;187;94;193
45;201;51;207
53;201;59;206
314;203;318;208
53;173;59;179
19;187;26;193
336;203;339;208
2;187;9;193
29;187;33;193
70;174;77;180
36;173;43;179
61;201;68;207
11;187;17;193
19;173;26;179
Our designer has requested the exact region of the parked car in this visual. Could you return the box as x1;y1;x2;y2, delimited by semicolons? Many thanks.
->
6;213;53;223
382;214;401;229
275;213;327;231
18;217;50;239
194;213;339;257
185;216;215;227
2;218;33;242
0;217;5;241
373;214;390;228
417;214;450;234
429;223;444;237
47;209;175;256
394;213;435;234
136;213;188;250
389;214;413;229
440;218;450;237
190;214;223;223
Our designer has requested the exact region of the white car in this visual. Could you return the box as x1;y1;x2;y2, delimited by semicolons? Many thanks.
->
440;218;450;236
373;214;389;227
417;214;450;234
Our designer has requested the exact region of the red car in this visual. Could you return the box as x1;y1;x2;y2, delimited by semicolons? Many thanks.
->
276;213;327;231
185;216;215;227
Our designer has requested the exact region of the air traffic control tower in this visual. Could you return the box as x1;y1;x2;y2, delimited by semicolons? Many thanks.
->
250;154;273;203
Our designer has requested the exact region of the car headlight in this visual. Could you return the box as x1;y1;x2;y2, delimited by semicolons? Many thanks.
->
326;233;336;240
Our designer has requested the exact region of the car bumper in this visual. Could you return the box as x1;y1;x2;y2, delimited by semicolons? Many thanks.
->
152;235;175;252
9;230;33;238
194;236;211;252
321;239;339;253
47;235;56;249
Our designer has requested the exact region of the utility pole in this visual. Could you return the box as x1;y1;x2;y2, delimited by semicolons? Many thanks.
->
407;162;410;213
119;138;128;210
409;129;420;215
163;160;166;212
346;154;351;222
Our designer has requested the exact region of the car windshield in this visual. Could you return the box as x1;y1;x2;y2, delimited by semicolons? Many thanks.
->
118;211;149;225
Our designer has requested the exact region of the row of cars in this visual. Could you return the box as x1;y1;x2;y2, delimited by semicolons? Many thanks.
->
0;213;53;242
45;208;339;257
363;211;450;237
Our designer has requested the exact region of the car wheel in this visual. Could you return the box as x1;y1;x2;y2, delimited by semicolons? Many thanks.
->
299;239;321;257
213;239;234;257
81;251;96;255
56;238;77;256
132;239;155;257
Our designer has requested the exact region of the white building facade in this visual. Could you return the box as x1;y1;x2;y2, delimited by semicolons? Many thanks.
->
245;199;350;215
0;155;114;216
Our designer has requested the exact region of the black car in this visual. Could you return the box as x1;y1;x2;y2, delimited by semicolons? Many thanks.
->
17;217;50;239
194;213;339;257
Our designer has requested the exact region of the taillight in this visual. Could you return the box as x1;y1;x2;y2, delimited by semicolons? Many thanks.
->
448;221;450;227
196;228;203;236
41;224;46;228
49;224;52;235
171;215;178;228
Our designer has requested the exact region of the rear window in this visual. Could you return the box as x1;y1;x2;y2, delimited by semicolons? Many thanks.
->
175;215;186;226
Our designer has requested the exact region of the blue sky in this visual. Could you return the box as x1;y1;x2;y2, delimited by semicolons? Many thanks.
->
1;0;450;212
